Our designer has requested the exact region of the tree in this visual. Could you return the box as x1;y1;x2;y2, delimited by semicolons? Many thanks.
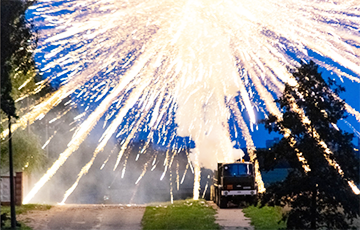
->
0;128;47;174
258;61;360;229
1;2;49;228
1;0;37;117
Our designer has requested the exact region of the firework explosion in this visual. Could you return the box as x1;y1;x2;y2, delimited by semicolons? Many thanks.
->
6;0;360;203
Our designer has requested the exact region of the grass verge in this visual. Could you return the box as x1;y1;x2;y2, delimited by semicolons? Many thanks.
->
1;204;52;215
142;199;220;230
243;205;286;230
1;204;52;230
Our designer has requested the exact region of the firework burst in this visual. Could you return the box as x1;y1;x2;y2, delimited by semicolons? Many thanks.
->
14;0;360;203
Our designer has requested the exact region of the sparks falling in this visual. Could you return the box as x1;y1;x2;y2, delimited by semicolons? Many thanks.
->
18;0;360;203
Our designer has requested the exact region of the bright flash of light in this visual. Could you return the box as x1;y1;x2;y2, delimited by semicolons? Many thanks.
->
21;0;360;203
192;149;201;200
229;100;265;193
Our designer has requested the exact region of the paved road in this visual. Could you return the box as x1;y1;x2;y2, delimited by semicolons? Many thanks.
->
19;202;254;230
18;204;146;230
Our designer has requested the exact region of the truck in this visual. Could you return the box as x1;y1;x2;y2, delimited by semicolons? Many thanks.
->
210;161;258;208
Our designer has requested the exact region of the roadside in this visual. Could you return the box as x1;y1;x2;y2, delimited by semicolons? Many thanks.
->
142;199;219;230
17;204;145;230
1;204;52;230
242;205;286;230
10;200;358;230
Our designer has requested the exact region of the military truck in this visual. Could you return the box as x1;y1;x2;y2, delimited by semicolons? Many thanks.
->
210;161;258;208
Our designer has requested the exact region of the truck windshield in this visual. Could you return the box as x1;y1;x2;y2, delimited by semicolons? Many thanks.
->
223;164;252;177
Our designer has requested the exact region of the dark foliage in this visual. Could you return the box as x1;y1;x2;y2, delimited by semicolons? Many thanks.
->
258;61;360;229
1;0;37;117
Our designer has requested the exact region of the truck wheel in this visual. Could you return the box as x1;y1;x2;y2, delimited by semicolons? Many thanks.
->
251;196;258;206
219;197;227;208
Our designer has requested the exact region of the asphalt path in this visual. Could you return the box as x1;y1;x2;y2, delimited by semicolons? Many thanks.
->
208;201;254;230
18;204;146;230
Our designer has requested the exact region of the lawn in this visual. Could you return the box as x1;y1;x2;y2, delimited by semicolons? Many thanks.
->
1;204;52;230
142;199;220;230
243;205;286;230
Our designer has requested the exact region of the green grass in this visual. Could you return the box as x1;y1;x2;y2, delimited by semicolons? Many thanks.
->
142;199;220;230
243;205;286;230
1;204;52;230
1;224;32;230
1;204;52;215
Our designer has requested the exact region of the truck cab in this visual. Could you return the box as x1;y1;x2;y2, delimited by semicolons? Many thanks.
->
211;161;258;208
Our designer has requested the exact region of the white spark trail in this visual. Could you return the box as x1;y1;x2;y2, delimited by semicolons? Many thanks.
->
24;45;155;204
229;100;265;193
60;80;151;203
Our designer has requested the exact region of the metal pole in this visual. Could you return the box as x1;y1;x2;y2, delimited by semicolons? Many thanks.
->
8;115;17;229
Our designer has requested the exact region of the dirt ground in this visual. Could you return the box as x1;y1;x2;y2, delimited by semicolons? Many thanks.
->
17;204;146;230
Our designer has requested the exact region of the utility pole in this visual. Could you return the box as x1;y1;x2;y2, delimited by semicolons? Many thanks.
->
8;115;17;229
